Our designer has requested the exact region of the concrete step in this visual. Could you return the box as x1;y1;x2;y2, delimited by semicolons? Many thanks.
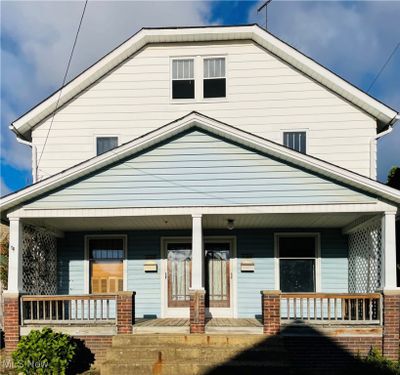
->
112;334;282;348
101;360;290;375
105;345;286;362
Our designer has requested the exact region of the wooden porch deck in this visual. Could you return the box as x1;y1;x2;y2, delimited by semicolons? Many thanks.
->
133;318;263;334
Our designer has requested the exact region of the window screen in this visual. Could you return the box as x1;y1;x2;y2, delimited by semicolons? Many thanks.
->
172;59;195;99
280;260;315;293
203;58;226;98
96;137;118;155
279;236;316;293
283;132;306;153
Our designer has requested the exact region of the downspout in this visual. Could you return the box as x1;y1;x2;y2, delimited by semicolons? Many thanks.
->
9;124;38;183
370;114;400;179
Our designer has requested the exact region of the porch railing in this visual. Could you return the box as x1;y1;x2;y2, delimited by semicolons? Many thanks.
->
280;293;382;325
20;294;117;325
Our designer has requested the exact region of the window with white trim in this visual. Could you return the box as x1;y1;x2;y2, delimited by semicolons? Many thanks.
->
96;136;118;155
278;235;317;293
203;57;226;98
172;59;195;99
89;237;125;293
283;131;306;154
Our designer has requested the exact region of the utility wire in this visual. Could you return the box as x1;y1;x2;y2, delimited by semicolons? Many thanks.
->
367;41;400;93
38;0;89;164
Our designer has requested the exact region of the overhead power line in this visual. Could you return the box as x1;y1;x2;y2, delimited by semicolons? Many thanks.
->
38;0;89;165
257;0;272;31
367;41;400;93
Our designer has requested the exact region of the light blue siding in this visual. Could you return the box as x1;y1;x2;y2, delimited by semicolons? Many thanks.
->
27;130;375;209
57;234;85;294
320;230;348;293
236;230;275;318
127;231;163;318
58;229;349;319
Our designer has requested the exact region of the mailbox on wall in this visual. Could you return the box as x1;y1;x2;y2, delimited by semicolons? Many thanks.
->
240;259;255;272
144;261;158;272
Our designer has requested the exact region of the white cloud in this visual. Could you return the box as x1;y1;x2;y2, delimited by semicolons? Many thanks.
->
0;101;32;172
1;0;212;187
250;1;400;84
0;176;11;197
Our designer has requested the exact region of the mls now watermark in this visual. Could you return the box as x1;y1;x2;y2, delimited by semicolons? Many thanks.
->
1;358;49;369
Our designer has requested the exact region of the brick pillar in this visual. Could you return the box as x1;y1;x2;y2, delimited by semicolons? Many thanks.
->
116;291;135;334
189;289;205;334
261;290;281;335
4;293;20;353
382;290;400;361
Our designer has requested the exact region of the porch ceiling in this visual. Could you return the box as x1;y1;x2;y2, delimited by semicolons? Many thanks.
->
23;212;370;232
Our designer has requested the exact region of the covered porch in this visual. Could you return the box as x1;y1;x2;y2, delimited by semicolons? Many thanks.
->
5;204;397;324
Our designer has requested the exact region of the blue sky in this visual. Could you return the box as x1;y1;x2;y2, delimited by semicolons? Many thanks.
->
1;1;399;196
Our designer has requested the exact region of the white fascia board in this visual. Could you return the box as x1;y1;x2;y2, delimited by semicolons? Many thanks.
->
12;25;397;137
2;112;400;216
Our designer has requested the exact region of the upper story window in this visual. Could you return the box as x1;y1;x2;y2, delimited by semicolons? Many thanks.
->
172;59;195;99
203;58;226;98
283;131;306;154
96;136;118;155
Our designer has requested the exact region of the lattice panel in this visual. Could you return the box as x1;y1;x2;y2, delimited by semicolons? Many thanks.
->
348;219;382;293
22;225;57;295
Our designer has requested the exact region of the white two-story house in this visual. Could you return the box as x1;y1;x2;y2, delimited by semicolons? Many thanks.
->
1;25;399;364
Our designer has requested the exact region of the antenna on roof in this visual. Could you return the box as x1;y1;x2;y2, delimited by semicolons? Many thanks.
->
257;0;272;31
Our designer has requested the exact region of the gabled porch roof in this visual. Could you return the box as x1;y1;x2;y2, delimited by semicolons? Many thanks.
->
1;112;400;221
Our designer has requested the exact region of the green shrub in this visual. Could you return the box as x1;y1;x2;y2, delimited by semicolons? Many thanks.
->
12;327;76;375
362;347;400;375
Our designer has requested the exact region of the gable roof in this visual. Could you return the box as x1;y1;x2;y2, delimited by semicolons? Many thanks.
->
1;111;400;218
12;24;398;138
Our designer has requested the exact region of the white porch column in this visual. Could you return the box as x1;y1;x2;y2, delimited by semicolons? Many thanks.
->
381;212;398;290
191;214;204;290
7;218;24;293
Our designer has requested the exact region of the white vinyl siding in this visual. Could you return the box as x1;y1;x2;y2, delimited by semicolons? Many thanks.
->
32;41;376;179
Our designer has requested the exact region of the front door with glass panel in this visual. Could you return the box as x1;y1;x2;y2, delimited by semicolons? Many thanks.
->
205;243;230;308
167;242;192;307
165;239;232;315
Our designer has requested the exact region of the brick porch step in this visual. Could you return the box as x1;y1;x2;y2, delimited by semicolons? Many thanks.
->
105;345;286;362
111;333;282;347
101;361;289;375
101;334;288;375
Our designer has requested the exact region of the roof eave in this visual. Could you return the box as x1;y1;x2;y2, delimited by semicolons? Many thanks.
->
2;112;400;219
11;24;397;138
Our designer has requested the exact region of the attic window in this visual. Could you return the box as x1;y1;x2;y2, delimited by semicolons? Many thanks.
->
283;131;306;154
203;58;226;98
172;59;195;99
96;137;118;155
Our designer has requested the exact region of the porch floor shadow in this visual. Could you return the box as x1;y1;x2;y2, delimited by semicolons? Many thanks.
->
133;318;263;334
